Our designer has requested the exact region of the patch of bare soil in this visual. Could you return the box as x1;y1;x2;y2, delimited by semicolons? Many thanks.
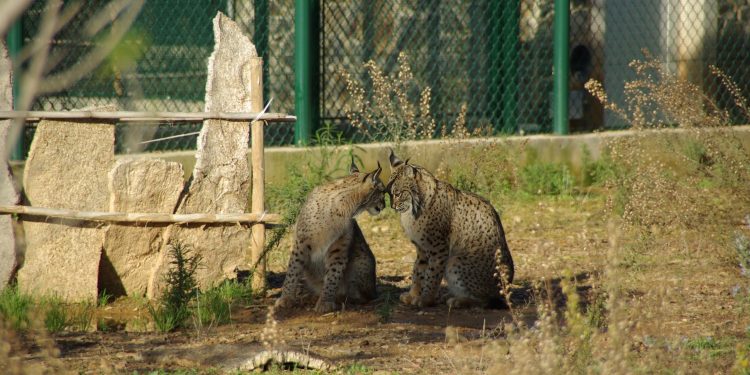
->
19;194;749;373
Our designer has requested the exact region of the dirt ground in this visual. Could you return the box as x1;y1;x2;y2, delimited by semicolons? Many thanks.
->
17;193;750;374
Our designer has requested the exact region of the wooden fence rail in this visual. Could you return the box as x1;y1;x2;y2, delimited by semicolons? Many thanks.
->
0;205;282;226
0;110;296;123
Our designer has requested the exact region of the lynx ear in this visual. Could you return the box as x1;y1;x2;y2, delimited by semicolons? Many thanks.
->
371;162;382;184
388;148;403;168
349;157;360;174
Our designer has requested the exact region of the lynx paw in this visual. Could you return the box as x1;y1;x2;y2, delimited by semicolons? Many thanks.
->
399;291;417;305
274;296;295;309
416;295;437;308
447;296;482;309
314;300;338;314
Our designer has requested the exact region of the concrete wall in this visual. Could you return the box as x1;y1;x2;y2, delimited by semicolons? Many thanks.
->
9;126;750;191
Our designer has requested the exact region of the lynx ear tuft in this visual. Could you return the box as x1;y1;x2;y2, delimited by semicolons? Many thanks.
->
388;148;403;168
349;157;359;174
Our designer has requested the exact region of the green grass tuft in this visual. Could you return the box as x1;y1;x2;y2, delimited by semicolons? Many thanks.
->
0;286;32;331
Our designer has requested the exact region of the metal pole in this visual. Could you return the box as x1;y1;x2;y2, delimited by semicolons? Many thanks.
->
553;0;569;135
294;0;320;146
6;19;23;160
254;0;270;111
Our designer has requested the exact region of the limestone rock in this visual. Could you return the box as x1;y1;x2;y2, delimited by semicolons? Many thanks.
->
18;106;115;302
0;40;18;291
148;13;261;298
100;158;183;297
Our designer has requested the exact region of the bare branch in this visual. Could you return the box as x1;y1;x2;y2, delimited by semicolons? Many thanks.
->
37;0;145;95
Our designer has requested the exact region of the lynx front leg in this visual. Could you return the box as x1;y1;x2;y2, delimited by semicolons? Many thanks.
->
315;234;352;313
276;242;310;309
415;244;449;308
400;243;427;306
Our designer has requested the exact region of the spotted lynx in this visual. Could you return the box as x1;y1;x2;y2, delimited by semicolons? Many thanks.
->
387;150;514;308
275;161;385;313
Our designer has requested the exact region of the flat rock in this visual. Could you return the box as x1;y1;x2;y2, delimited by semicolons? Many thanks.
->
17;106;115;302
149;13;260;298
101;158;183;297
0;40;18;291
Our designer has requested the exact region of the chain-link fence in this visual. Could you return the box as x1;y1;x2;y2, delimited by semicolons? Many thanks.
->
14;0;750;157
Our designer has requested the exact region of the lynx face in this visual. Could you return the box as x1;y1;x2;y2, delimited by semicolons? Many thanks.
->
354;164;386;216
389;181;415;215
387;164;422;217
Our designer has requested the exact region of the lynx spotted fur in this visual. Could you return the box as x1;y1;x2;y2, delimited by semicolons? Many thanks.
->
387;150;514;308
276;162;385;313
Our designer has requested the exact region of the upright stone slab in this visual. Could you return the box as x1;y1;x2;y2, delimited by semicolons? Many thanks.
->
0;41;19;291
18;106;115;302
100;158;183;297
148;13;260;298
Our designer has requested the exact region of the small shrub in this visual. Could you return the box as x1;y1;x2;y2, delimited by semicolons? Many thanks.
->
0;286;32;330
163;241;201;314
148;241;201;332
41;297;68;333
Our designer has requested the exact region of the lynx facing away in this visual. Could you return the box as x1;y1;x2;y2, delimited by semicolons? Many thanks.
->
275;162;385;313
387;150;514;308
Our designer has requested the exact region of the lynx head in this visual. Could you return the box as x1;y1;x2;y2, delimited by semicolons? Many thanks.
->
349;159;386;216
386;149;423;217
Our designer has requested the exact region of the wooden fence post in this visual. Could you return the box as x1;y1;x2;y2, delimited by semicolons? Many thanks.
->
249;58;267;291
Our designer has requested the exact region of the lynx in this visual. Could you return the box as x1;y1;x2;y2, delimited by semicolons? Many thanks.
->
275;161;385;313
386;150;514;308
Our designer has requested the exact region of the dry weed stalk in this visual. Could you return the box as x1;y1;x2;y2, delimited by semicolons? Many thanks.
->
586;52;750;229
343;52;469;145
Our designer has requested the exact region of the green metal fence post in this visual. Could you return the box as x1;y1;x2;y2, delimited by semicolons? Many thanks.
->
6;19;23;160
553;0;569;135
254;0;270;105
294;0;320;146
